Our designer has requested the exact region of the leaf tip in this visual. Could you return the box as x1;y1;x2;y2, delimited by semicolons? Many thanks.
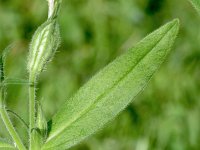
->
168;18;179;31
173;18;179;26
171;18;180;34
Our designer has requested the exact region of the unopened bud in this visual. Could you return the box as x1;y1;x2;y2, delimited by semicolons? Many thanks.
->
31;103;47;149
36;103;47;138
31;129;43;150
28;18;60;79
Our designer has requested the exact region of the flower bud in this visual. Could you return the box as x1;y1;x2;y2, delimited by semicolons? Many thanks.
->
28;18;60;79
31;129;43;150
31;103;47;149
36;103;47;138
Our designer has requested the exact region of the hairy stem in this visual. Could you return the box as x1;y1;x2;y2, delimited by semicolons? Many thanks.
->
29;74;36;150
28;1;62;149
0;89;26;150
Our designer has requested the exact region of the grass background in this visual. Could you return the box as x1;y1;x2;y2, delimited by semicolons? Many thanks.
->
0;0;200;149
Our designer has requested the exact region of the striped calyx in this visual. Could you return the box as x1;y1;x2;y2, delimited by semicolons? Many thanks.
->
27;18;60;79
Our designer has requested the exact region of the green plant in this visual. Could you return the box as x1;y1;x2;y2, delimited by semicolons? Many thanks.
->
190;0;200;14
0;0;179;150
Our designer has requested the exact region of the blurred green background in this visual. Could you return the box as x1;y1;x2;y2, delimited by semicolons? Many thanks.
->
0;0;200;149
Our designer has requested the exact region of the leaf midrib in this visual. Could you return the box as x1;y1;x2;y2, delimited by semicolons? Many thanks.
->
45;23;175;147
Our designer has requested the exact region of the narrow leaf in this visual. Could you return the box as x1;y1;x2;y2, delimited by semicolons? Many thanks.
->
6;109;29;130
1;43;15;64
190;0;200;14
43;19;179;150
0;43;15;83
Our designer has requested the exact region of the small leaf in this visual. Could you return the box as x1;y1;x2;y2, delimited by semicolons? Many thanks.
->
0;43;15;83
42;19;179;150
0;44;14;106
0;139;16;150
6;109;29;130
190;0;200;14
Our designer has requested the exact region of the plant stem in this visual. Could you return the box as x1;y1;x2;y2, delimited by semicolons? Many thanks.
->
0;89;26;150
29;74;36;150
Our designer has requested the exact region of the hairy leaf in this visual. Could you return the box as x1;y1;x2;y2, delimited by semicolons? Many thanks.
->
42;19;179;150
190;0;200;14
0;44;14;83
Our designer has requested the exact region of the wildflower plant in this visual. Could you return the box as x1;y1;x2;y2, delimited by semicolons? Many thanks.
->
0;0;180;150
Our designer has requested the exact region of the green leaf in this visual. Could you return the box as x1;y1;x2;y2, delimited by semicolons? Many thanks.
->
42;19;179;150
0;139;16;150
6;109;29;130
190;0;200;14
0;43;15;83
